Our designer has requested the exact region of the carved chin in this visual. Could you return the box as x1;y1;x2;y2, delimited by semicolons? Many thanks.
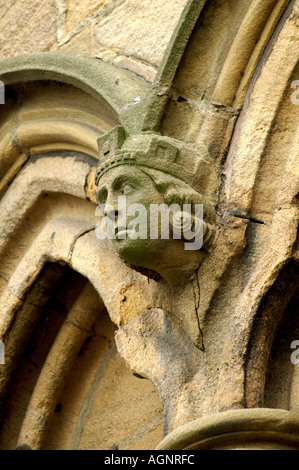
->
113;237;163;269
112;237;205;285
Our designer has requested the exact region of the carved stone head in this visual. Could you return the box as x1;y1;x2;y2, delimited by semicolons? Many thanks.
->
95;126;216;285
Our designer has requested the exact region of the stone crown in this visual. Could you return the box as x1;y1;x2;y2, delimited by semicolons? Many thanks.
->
95;125;207;193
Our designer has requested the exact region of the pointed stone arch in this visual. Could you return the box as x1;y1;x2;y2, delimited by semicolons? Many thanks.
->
0;52;163;450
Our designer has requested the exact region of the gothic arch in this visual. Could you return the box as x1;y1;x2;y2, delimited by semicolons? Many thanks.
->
0;53;163;449
217;5;299;412
0;0;298;451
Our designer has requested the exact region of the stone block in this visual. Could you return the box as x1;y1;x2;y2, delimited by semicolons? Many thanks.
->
95;0;189;68
0;0;57;59
64;0;108;36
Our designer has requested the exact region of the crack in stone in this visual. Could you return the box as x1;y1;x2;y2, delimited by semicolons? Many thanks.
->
65;319;93;334
192;272;204;352
68;226;96;263
229;211;266;225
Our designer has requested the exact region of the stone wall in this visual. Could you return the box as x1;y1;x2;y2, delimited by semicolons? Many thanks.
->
0;0;192;450
0;0;189;82
0;0;298;451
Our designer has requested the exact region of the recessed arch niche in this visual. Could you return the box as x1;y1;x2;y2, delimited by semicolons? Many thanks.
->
244;258;299;408
0;52;162;450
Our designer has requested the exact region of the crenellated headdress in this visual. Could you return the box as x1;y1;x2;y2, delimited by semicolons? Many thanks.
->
95;126;213;196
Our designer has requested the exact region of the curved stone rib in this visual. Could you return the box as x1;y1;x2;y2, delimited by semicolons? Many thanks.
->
16;282;102;450
0;80;118;194
0;155;93;257
211;0;290;107
156;408;299;450
0;217;97;409
0;52;150;135
224;3;299;213
218;207;299;410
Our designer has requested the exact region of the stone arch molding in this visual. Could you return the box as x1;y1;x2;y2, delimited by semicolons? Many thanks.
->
0;50;157;319
0;52;164;449
216;4;299;412
0;52;151;196
0;0;299;451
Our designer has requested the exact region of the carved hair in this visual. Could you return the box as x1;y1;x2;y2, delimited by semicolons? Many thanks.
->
137;166;215;250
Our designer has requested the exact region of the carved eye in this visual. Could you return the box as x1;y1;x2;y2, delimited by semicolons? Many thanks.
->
120;183;135;195
97;188;107;204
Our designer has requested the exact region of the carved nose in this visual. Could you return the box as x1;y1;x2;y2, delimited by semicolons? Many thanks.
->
103;192;118;217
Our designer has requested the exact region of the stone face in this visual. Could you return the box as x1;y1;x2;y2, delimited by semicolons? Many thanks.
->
0;0;298;453
95;128;216;285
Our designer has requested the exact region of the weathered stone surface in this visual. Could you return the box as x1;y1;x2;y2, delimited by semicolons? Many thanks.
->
0;0;298;453
74;340;163;450
94;0;189;68
113;55;156;83
157;409;299;450
115;308;210;435
0;0;57;59
59;24;92;55
64;0;108;36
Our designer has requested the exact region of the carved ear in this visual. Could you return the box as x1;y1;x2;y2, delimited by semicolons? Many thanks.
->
172;210;193;233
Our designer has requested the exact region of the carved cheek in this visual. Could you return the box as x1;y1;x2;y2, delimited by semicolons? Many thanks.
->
105;189;119;211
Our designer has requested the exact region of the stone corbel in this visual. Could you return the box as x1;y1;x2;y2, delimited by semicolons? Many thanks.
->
115;307;209;436
94;126;217;286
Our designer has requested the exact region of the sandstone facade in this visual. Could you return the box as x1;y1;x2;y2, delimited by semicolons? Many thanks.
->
0;0;298;450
